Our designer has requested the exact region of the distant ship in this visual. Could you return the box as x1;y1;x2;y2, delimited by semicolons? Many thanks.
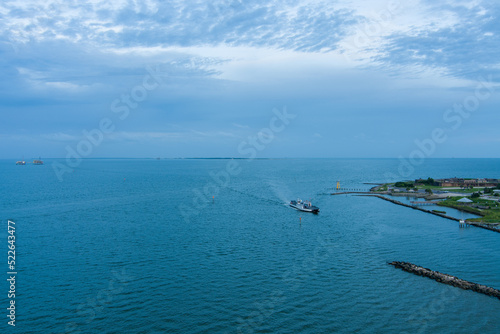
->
33;157;44;165
290;199;320;214
16;161;26;165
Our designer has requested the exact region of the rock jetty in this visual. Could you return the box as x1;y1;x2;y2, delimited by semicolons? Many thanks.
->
389;261;500;300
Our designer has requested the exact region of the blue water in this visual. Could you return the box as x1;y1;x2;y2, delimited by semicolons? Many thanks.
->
2;158;500;333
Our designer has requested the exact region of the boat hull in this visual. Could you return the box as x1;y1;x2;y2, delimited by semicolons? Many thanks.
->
289;203;320;214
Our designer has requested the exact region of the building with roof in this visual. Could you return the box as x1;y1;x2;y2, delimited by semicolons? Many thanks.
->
436;178;499;188
457;198;473;205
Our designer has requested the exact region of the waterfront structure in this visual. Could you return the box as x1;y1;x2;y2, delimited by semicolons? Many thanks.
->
434;178;499;188
457;198;473;205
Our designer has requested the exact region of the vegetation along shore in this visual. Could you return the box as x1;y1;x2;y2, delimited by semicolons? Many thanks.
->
369;177;500;228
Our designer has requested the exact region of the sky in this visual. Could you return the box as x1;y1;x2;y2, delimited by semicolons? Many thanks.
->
0;0;499;159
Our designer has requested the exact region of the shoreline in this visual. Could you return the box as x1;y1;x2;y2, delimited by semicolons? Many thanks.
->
358;194;460;221
357;194;500;234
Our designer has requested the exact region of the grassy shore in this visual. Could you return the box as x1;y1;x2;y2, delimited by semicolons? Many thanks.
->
371;181;500;224
373;183;497;194
437;197;500;223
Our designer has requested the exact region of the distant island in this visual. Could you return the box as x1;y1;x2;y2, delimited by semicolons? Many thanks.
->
371;178;500;224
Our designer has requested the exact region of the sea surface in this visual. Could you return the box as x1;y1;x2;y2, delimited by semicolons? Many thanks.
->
1;158;500;334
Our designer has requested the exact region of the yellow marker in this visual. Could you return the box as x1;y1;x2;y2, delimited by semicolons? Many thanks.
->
336;181;340;190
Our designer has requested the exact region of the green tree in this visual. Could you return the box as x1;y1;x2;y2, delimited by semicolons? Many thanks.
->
395;181;414;188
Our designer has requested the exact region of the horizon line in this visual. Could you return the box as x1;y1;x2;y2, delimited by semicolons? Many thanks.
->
3;157;500;160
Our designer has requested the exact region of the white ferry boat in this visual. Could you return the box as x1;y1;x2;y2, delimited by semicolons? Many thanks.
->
290;199;320;214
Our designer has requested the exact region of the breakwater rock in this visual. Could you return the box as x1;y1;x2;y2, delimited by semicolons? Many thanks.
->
359;194;459;221
389;261;500;300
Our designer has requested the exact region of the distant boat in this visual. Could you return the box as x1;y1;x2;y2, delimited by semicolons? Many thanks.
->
16;161;26;165
33;157;44;165
290;199;320;214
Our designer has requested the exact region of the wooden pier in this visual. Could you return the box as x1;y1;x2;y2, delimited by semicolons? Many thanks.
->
331;191;372;196
410;201;440;206
331;188;368;192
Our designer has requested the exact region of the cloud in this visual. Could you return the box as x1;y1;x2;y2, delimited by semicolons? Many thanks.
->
107;131;184;141
102;130;241;143
373;1;500;81
2;0;500;158
233;123;250;129
42;133;79;141
0;0;358;51
2;0;497;88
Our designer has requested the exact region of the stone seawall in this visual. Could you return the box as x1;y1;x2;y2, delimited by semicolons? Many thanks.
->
389;261;500;300
360;194;500;234
359;194;459;221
